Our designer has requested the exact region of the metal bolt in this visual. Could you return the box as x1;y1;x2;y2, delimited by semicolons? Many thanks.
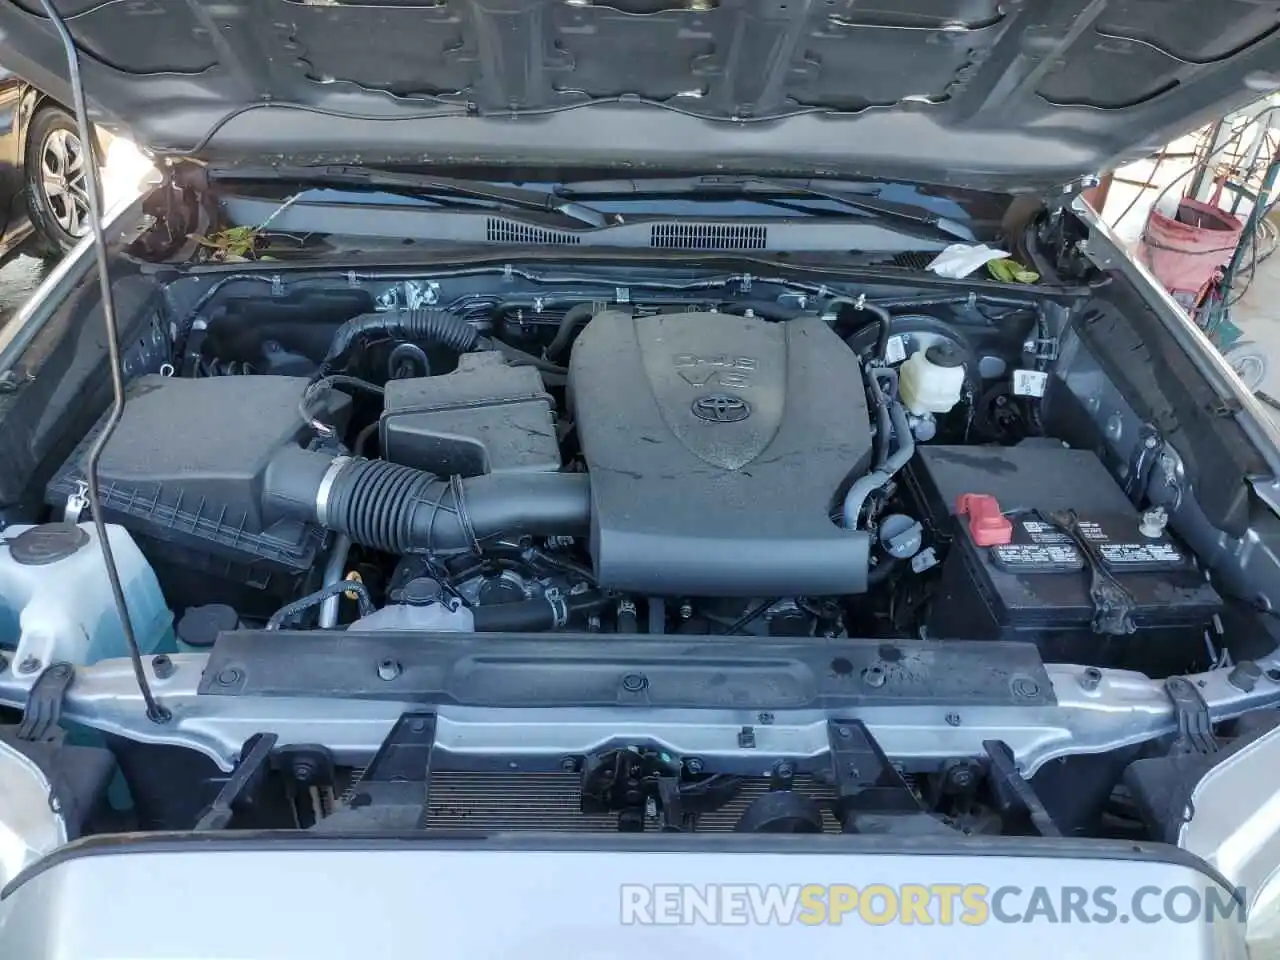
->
1144;435;1159;449
560;756;578;771
377;658;402;681
410;719;426;733
944;760;976;790
863;665;886;688
18;656;42;675
774;761;795;780
685;757;704;774
1079;667;1102;692
945;712;962;727
151;654;175;679
679;601;694;620
1228;661;1262;692
292;759;316;783
215;667;243;687
836;725;851;739
1010;675;1041;699
621;672;648;692
47;663;71;680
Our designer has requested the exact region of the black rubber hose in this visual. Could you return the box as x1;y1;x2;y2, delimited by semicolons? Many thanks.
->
867;367;894;470
472;590;608;631
266;579;376;630
473;598;558;631
834;303;893;362
324;308;479;366
545;302;598;362
263;448;592;554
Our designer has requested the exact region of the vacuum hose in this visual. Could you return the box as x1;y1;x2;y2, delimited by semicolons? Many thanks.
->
263;447;591;554
324;308;479;367
841;368;916;529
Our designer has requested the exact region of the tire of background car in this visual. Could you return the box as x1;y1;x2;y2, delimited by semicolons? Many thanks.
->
23;104;95;258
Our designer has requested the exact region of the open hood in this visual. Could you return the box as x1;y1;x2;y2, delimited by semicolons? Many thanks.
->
1;0;1278;192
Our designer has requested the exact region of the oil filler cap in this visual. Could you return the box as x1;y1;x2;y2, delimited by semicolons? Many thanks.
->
7;522;89;565
955;493;1013;547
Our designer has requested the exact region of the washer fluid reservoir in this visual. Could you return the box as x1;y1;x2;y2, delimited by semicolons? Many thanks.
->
899;342;967;415
0;522;172;669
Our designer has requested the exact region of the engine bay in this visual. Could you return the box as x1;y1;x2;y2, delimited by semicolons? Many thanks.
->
38;274;1227;670
3;260;1277;845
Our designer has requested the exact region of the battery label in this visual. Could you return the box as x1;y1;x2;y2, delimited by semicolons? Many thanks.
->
985;512;1188;575
991;542;1084;571
1020;520;1071;544
988;515;1084;573
1098;542;1185;566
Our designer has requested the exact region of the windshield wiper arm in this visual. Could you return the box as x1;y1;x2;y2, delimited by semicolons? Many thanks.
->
696;175;970;239
208;164;610;229
557;174;968;241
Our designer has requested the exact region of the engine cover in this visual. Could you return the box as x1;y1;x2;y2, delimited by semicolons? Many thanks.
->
570;310;873;596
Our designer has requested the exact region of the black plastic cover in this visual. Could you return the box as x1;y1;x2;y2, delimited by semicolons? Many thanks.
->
381;352;560;476
570;310;873;596
46;375;350;606
199;631;1055;709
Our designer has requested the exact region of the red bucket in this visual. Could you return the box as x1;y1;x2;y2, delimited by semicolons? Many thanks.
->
1139;198;1244;308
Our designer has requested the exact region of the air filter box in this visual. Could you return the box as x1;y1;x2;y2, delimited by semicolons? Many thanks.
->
47;375;350;614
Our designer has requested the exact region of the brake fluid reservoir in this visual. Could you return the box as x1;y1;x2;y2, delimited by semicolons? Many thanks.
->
0;522;172;669
899;342;966;415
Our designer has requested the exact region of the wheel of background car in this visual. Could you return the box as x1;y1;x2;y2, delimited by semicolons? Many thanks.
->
1223;340;1269;393
24;105;92;257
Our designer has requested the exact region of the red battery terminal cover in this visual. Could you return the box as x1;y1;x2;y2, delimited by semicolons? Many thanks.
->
955;493;1013;546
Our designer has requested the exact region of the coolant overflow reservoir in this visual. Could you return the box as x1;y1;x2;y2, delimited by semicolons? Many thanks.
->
899;342;966;415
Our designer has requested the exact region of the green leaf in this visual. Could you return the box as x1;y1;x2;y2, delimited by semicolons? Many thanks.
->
987;258;1040;284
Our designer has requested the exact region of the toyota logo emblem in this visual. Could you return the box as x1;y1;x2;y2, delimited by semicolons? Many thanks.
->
692;393;751;423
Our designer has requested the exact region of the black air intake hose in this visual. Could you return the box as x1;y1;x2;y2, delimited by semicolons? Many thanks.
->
324;308;479;366
263;447;591;554
473;590;608;632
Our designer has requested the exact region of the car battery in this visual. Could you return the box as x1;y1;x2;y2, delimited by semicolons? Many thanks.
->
905;443;1221;675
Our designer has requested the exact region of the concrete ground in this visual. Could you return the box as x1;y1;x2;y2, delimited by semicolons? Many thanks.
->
0;255;50;324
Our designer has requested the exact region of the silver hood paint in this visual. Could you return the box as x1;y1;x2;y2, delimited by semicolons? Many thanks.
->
0;836;1249;959
0;1;1277;190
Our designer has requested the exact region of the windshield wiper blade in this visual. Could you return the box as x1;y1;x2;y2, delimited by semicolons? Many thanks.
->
209;164;610;229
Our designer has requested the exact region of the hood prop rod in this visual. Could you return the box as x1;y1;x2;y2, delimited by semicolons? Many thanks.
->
38;0;168;723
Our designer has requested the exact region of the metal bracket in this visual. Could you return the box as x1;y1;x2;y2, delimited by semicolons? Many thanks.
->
1165;677;1219;755
983;739;1061;837
17;662;75;741
827;719;925;832
580;746;741;832
1022;336;1060;362
194;732;278;830
359;712;438;783
63;481;89;523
